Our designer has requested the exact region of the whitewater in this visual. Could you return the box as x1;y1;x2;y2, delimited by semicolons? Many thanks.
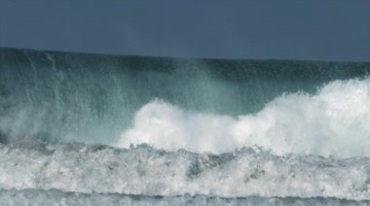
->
119;77;370;158
0;47;370;205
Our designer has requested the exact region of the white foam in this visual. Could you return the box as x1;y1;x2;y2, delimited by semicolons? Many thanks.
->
117;77;370;158
0;143;368;200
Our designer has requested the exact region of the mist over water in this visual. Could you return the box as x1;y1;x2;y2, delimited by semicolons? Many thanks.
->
1;48;369;153
1;48;370;204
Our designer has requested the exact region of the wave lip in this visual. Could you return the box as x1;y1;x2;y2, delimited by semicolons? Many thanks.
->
0;142;369;200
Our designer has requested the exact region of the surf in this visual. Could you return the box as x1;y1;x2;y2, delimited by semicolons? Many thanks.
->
1;47;370;203
119;76;370;158
1;47;370;158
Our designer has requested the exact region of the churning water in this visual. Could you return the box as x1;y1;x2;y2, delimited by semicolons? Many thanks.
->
0;47;370;205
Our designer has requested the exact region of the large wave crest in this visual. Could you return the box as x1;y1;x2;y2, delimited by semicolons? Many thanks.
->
118;77;370;158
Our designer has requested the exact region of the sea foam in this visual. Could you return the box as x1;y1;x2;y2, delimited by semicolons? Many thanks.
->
0;143;369;200
118;77;370;158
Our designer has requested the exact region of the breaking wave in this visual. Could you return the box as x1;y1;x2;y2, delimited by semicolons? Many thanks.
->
119;77;370;158
1;48;370;204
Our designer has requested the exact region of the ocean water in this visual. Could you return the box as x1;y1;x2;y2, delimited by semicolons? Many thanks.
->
0;47;370;205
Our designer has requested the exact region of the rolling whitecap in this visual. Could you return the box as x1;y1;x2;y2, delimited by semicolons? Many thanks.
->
0;47;370;205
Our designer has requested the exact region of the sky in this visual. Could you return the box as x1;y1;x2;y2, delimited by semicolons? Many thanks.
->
0;0;369;61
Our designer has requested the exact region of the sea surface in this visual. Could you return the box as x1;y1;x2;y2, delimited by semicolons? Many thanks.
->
1;47;370;205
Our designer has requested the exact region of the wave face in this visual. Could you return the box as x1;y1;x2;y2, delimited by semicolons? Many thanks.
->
1;47;370;204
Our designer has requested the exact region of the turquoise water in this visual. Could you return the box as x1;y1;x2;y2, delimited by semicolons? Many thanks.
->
0;47;370;204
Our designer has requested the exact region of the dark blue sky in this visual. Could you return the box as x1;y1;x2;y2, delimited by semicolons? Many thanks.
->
0;0;369;61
